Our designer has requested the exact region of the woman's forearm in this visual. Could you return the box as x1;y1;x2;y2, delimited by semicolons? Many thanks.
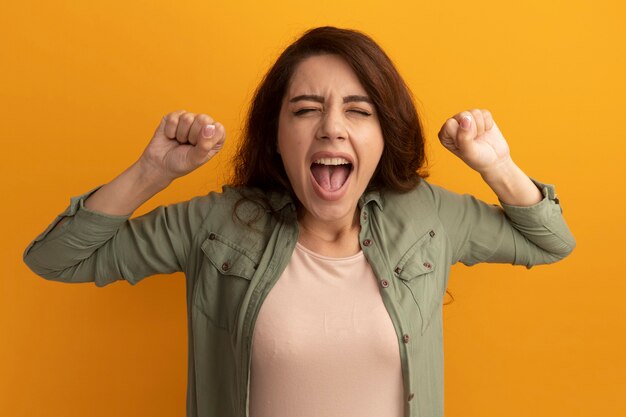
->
83;159;172;216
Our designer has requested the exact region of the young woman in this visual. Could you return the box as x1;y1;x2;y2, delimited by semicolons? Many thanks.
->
24;26;575;417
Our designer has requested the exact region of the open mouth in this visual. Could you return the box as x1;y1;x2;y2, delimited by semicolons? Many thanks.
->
310;157;353;192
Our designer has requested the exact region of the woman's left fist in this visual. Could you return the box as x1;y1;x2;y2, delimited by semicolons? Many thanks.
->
438;109;511;174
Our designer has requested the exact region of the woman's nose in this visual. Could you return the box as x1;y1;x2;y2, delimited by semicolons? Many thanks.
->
316;109;347;141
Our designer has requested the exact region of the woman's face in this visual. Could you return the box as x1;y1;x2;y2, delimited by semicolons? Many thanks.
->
277;54;384;227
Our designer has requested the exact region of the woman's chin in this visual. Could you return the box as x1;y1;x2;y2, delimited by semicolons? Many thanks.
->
299;196;359;226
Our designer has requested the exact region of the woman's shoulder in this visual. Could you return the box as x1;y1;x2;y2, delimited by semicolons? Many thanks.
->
377;179;478;229
185;185;290;210
185;185;294;232
378;178;450;208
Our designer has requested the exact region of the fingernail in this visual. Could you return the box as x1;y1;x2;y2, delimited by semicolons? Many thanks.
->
202;124;215;138
461;115;471;130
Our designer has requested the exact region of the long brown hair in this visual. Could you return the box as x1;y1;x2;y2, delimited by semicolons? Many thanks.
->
231;26;428;195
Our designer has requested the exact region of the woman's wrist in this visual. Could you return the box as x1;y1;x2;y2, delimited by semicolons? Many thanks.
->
134;157;174;191
479;158;542;207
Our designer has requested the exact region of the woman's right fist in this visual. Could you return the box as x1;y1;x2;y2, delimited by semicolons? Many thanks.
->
139;110;226;182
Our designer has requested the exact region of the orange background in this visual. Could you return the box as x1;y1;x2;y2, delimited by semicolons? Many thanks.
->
2;1;625;416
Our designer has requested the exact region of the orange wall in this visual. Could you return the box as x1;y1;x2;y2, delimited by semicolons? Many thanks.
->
2;1;625;416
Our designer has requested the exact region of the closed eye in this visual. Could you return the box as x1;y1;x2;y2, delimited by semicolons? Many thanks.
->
292;108;372;116
293;108;320;116
348;109;372;116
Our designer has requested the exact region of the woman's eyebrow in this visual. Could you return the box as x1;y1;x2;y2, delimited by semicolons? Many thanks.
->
289;94;372;103
343;95;372;104
289;94;324;103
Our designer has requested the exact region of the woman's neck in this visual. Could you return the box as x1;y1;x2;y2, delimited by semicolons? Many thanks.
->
297;211;361;258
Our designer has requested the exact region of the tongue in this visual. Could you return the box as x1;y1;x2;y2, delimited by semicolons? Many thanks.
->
311;164;350;191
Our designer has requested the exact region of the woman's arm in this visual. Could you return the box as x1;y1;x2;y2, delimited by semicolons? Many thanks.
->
23;110;226;285
85;109;226;216
435;109;575;266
